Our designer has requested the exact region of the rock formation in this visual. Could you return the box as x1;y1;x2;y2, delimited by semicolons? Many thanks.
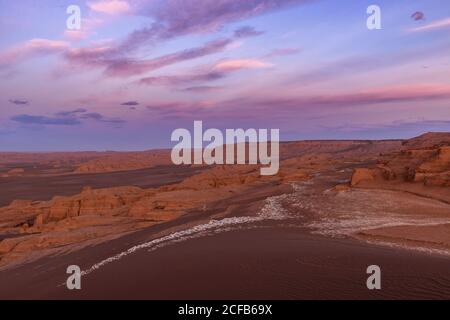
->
351;133;450;201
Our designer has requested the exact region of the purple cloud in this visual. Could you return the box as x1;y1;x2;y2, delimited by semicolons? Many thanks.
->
138;71;225;86
80;112;126;125
11;114;81;126
411;11;425;21
11;109;125;127
104;38;233;77
120;101;139;106
234;26;265;38
120;0;311;51
142;84;450;122
137;58;270;87
182;86;224;93
0;39;69;70
8;99;29;105
55;108;87;117
62;0;312;77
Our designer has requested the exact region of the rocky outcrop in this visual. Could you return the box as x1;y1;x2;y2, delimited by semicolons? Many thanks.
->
350;133;450;199
0;163;291;266
350;168;377;186
413;147;450;187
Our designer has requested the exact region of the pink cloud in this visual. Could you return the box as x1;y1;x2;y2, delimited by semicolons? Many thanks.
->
65;45;115;65
104;38;234;77
88;0;131;15
213;59;273;72
63;18;105;41
141;84;450;122
137;58;272;87
409;17;450;32
251;84;450;110
0;39;70;67
59;0;312;77
64;30;90;41
62;37;237;78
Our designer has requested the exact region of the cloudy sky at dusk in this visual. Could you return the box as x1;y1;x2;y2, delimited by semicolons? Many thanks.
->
0;0;449;151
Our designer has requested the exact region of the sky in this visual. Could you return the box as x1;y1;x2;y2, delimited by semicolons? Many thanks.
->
0;0;449;151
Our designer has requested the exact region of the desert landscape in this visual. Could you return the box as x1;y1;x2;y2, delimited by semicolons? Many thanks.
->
0;132;449;299
1;0;450;302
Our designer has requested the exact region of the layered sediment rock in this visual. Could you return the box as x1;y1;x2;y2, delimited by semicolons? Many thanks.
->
351;133;450;200
0;164;288;266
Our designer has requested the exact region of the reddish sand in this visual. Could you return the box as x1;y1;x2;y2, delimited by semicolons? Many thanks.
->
0;227;449;300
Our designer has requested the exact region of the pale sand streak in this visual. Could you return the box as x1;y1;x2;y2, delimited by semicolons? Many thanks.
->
81;193;291;276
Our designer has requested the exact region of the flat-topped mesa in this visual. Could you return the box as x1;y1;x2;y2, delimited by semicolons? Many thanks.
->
71;139;403;174
74;151;172;173
401;132;450;149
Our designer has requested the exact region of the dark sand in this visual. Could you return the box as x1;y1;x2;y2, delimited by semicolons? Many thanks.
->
0;226;449;300
0;165;204;207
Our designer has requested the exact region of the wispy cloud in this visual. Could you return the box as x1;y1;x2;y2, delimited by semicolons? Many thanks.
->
59;0;313;77
88;0;131;15
63;18;104;41
249;84;450;110
213;59;273;72
0;39;69;68
182;86;224;93
137;58;271;87
234;26;265;38
8;99;29;105
409;17;450;32
141;84;450;122
120;101;139;106
138;71;224;86
80;112;126;125
11;114;81;126
55;108;87;117
11;109;125;127
102;38;234;77
63;38;234;78
119;0;312;51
